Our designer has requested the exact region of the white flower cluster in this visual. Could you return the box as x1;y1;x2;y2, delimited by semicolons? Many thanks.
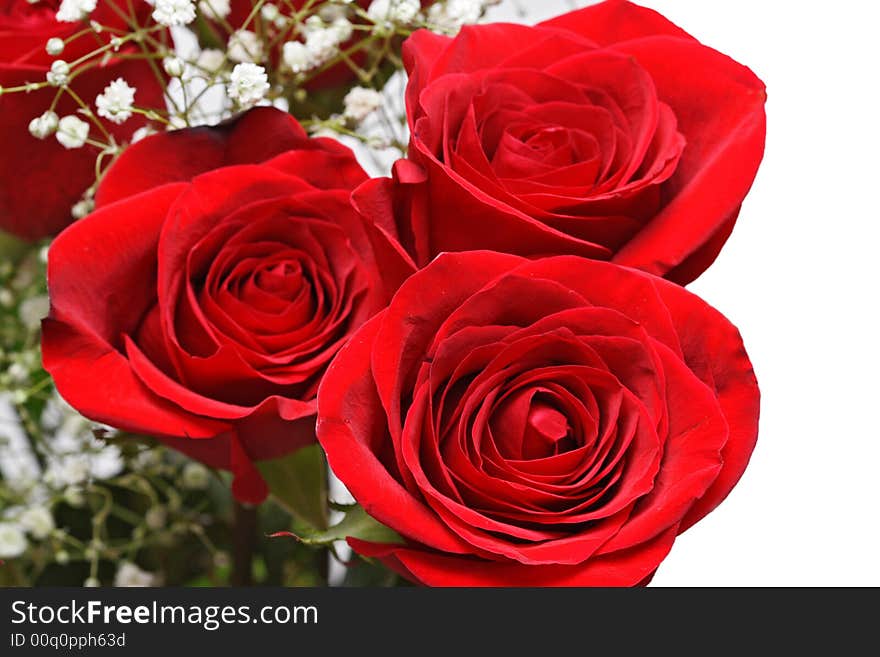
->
28;112;59;140
56;0;97;23
29;76;139;149
0;523;28;559
227;62;269;108
46;60;69;87
228;29;264;64
0;505;56;558
152;0;197;27
95;78;136;124
198;0;230;20
428;0;494;33
0;393;130;558
56;115;90;149
114;561;158;587
281;14;354;75
344;86;384;123
196;49;227;74
368;0;421;29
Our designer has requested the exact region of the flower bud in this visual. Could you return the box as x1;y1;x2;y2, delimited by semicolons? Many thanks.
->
46;37;65;56
46;60;70;87
28;111;59;139
163;56;185;77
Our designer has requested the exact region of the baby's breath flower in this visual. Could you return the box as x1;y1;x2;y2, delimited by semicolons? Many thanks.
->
46;60;70;87
196;48;226;74
114;562;157;587
198;0;230;19
89;442;124;480
132;449;161;471
319;1;348;21
0;523;27;558
368;0;420;28
330;16;354;42
162;56;185;78
152;0;196;27
145;507;166;530
167;115;188;130
305;29;340;65
84;577;100;587
71;197;94;219
56;115;89;149
228;63;269;107
282;41;312;74
131;126;156;144
56;0;97;23
428;0;483;32
28;111;59;140
260;3;279;21
44;454;90;488
393;0;421;23
63;486;85;507
95;78;136;124
19;506;55;540
7;362;29;384
45;38;65;56
344;86;383;123
303;14;324;32
19;295;49;330
228;29;264;63
181;462;210;490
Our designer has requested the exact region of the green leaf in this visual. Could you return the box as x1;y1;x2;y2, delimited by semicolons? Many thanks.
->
274;505;402;547
257;445;329;530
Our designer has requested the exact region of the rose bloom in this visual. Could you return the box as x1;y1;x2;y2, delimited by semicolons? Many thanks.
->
42;108;386;503
317;251;759;586
0;0;165;240
355;0;767;285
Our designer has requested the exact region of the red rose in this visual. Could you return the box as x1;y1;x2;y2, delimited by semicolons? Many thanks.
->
354;0;767;286
0;1;165;240
42;108;387;503
317;251;759;586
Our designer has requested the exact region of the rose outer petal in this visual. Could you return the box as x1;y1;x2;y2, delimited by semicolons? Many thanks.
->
609;36;766;282
96;108;311;207
540;0;697;45
348;524;678;587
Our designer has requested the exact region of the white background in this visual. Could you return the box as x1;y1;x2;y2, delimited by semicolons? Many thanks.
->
484;0;880;585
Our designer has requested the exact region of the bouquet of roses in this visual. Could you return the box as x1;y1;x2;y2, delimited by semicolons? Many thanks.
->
0;0;765;586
